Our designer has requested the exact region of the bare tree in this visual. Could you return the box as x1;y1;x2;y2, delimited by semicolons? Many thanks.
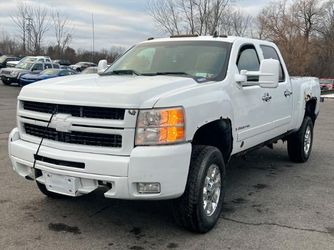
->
220;6;252;36
11;2;28;53
52;11;72;57
29;5;50;54
292;0;323;42
149;0;229;35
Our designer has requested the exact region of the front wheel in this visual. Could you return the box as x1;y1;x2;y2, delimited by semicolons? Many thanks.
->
2;79;11;85
172;145;226;233
287;116;314;163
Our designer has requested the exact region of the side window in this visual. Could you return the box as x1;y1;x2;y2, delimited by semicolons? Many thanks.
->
46;59;51;62
32;63;43;71
38;58;44;62
53;64;60;69
45;63;52;69
237;45;260;82
261;45;285;82
59;70;70;76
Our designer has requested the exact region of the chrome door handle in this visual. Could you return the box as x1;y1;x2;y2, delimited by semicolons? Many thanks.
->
262;93;272;102
284;90;293;97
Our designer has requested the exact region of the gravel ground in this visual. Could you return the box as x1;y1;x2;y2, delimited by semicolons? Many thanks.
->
0;82;333;250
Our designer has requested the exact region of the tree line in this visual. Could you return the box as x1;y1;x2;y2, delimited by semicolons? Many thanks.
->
149;0;334;78
0;2;123;64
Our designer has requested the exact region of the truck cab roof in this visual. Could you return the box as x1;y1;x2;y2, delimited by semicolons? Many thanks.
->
140;35;276;47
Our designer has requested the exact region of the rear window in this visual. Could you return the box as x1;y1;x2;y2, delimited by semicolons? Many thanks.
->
260;45;285;82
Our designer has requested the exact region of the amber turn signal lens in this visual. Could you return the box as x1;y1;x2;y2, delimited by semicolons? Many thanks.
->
135;107;185;145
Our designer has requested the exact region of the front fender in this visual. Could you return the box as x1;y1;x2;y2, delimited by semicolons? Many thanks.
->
153;82;234;142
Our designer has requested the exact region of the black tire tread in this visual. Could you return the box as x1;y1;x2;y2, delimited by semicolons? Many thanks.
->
173;145;225;233
287;116;313;163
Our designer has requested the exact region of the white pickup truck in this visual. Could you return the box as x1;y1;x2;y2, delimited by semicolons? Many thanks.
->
8;36;320;233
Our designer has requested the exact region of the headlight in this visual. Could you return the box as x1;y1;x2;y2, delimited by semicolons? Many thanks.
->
10;71;18;77
135;107;185;145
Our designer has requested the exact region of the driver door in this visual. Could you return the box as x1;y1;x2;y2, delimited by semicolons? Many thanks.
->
232;44;278;149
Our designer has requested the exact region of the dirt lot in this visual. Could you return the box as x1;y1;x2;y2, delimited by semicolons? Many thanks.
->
0;82;333;250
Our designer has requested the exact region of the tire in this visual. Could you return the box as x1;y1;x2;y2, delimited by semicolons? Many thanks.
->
287;116;314;163
36;181;68;199
172;145;226;233
2;79;11;86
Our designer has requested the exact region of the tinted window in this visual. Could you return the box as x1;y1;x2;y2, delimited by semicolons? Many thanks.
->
32;63;43;71
107;41;231;81
261;45;285;82
237;45;260;81
59;70;70;76
38;58;44;62
44;63;52;69
53;64;60;69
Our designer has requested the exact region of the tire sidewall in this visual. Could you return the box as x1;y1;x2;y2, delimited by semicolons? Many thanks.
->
300;117;314;161
195;148;226;232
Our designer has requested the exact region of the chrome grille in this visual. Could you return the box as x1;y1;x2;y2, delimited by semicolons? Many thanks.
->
24;123;122;148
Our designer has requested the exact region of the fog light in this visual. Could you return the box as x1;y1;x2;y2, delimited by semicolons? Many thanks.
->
137;183;161;194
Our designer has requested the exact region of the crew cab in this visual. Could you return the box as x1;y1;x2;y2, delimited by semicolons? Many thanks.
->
8;36;320;233
1;57;57;85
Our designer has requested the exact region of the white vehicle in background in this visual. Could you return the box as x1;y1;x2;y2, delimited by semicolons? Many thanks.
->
6;56;52;68
8;35;320;233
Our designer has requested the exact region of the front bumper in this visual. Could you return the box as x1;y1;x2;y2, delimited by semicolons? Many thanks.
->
8;128;192;200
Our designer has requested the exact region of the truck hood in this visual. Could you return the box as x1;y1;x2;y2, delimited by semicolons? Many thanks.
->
19;74;198;108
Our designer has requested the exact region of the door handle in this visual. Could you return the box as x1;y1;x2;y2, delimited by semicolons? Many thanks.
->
284;90;293;97
262;93;272;102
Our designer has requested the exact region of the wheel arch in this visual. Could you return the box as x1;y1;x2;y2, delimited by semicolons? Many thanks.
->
305;97;317;124
192;118;233;164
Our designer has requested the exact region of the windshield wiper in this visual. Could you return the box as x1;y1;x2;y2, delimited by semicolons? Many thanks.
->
101;69;141;76
143;72;193;77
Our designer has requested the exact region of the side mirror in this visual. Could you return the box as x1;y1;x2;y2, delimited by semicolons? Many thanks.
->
258;59;279;88
97;60;108;74
236;59;279;88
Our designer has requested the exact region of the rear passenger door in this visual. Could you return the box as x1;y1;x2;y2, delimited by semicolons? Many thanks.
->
260;45;293;132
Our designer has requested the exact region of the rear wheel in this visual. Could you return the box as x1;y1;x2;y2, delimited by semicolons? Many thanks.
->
287;116;314;163
172;145;226;233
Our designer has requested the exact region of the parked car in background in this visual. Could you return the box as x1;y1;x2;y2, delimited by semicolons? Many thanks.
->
6;56;52;68
81;66;98;74
0;55;20;69
19;68;77;86
70;62;96;72
0;60;58;85
53;59;71;66
319;78;334;91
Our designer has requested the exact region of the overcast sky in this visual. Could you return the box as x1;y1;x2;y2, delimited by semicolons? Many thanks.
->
0;0;269;51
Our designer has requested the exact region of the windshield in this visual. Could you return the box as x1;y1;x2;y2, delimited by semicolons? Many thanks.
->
105;41;231;81
41;69;59;75
16;61;33;70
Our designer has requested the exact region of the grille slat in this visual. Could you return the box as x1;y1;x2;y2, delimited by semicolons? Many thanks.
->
23;101;125;120
24;123;122;148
